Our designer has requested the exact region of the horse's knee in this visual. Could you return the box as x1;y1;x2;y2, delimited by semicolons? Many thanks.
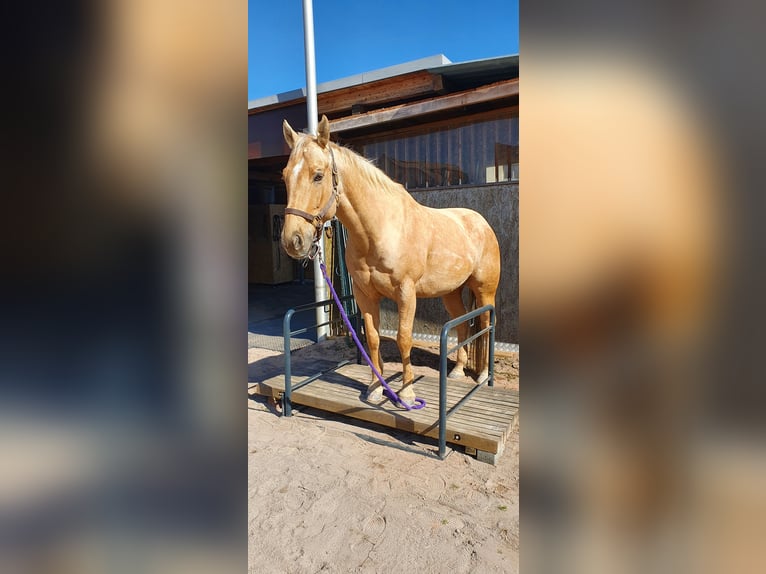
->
396;331;412;354
366;330;379;347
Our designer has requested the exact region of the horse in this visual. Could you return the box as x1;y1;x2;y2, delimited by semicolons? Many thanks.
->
280;115;501;405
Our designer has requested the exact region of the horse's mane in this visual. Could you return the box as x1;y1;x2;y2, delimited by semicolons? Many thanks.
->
331;142;411;200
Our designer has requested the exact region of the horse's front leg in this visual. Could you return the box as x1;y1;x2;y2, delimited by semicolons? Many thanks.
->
395;281;417;405
353;285;384;402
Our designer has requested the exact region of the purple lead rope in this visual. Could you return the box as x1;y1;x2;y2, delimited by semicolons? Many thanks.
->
319;261;426;410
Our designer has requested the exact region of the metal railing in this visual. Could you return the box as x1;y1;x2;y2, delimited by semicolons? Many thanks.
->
438;304;496;459
281;298;496;461
282;294;361;416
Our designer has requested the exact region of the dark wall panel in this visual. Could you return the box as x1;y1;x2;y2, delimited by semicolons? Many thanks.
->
379;183;518;344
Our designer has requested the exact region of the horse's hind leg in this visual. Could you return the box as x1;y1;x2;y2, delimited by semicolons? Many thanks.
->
442;288;470;378
471;286;496;383
464;222;500;383
353;285;385;402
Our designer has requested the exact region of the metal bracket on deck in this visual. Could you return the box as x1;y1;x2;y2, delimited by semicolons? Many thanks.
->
279;300;500;464
282;294;361;417
438;304;496;459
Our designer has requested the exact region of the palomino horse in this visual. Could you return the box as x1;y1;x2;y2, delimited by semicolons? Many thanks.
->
280;115;501;405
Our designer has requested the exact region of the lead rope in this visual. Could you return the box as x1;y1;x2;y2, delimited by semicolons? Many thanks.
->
318;257;426;411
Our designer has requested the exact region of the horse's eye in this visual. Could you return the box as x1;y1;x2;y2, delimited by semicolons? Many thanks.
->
313;173;324;183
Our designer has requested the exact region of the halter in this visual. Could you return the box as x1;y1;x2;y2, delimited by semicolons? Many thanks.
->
284;146;340;253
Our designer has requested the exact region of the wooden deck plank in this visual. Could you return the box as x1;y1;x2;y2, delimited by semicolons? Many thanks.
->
331;364;519;406
261;365;517;405
255;361;518;458
262;376;517;428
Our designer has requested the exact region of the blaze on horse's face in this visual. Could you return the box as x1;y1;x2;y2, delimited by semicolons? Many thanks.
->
280;116;335;259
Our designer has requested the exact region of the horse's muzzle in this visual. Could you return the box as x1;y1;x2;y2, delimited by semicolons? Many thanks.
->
281;223;315;260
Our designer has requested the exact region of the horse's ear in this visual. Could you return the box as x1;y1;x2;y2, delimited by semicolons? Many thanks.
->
283;120;298;150
317;115;330;148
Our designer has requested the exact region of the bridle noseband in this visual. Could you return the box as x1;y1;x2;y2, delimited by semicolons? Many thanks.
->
284;146;340;252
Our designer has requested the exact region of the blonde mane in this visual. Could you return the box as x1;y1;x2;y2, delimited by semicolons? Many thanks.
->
331;142;413;201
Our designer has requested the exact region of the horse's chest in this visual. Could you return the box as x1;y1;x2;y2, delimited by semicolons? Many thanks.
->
370;269;401;297
351;265;398;297
346;255;403;298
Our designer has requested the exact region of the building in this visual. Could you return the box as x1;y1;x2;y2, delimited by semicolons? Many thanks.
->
248;54;518;345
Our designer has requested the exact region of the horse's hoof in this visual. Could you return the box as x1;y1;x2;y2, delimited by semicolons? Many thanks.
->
448;365;465;379
397;389;416;406
476;369;490;384
399;398;416;408
365;387;383;403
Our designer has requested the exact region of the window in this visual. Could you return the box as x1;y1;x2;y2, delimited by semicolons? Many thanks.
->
356;112;518;190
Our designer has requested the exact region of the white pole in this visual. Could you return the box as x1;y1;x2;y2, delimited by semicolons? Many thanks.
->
302;0;318;136
302;0;329;341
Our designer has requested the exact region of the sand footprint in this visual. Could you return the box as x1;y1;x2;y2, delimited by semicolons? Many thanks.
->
361;513;387;543
410;472;447;500
284;484;315;512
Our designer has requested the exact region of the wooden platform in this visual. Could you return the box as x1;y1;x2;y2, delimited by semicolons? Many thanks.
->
252;359;519;464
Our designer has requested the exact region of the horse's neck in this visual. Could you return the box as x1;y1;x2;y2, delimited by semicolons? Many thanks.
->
334;147;410;251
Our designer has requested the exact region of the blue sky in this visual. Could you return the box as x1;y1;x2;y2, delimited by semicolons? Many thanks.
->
249;0;519;102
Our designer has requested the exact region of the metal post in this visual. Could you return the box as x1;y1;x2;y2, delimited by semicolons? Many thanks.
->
488;308;496;387
301;0;329;341
439;328;449;459
302;0;318;136
438;304;495;458
283;309;295;417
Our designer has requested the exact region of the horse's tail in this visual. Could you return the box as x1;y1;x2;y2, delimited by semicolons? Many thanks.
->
467;288;496;379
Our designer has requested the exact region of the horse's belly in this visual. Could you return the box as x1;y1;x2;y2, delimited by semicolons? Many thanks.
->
351;266;463;300
415;251;474;296
415;273;469;297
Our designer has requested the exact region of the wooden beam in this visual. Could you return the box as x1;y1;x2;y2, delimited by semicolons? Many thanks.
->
330;79;519;133
320;70;445;115
250;70;446;116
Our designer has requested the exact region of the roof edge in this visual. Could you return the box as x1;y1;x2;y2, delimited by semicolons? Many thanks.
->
248;54;452;110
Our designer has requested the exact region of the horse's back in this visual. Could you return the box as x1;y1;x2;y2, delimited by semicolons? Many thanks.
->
432;207;500;257
416;205;500;290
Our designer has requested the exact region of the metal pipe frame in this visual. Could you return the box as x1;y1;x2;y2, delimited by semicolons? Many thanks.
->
282;294;359;416
438;304;496;459
281;298;496;462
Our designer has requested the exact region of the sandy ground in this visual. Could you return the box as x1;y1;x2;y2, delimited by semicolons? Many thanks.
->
248;339;519;573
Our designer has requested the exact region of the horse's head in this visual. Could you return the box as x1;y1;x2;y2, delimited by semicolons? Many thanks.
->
280;115;338;259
